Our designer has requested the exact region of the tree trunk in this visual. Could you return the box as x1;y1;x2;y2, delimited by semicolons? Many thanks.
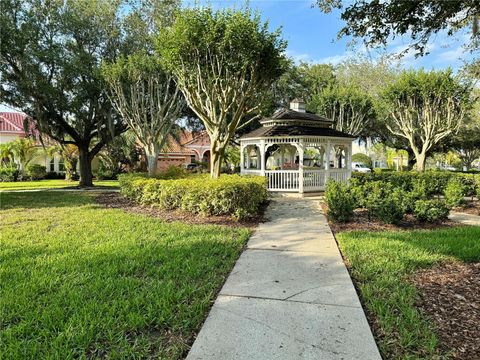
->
146;154;158;176
78;146;93;187
406;147;416;170
210;140;224;179
415;152;426;172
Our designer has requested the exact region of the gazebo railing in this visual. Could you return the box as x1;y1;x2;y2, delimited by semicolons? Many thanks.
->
265;170;299;192
242;168;351;192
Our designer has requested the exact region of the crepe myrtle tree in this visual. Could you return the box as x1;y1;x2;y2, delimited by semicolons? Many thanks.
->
158;7;287;178
103;53;184;175
382;69;470;172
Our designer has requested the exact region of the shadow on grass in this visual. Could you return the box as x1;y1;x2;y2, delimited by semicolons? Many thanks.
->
0;191;95;210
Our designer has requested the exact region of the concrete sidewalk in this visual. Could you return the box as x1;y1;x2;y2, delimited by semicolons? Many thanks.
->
187;198;381;360
449;211;480;226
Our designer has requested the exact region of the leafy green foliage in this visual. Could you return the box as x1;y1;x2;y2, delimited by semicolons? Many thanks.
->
0;191;249;358
0;166;19;182
119;173;268;219
26;164;46;180
316;0;480;57
157;6;287;177
367;186;406;224
0;0;132;186
444;178;467;207
413;199;450;223
336;226;480;358
351;153;372;168
324;180;355;223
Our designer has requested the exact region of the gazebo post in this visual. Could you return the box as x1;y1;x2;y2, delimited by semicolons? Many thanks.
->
280;145;285;170
246;146;251;170
240;144;244;173
298;141;304;194
325;140;331;184
260;140;266;176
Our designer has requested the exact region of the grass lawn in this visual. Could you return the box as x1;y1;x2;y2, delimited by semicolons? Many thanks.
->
336;226;480;359
0;179;119;191
0;191;250;359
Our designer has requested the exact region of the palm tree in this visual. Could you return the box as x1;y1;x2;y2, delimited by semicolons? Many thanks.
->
10;138;38;172
0;143;15;166
47;144;79;181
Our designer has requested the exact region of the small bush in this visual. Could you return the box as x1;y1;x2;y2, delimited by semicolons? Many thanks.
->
413;199;450;223
0;166;19;182
444;178;466;207
27;164;47;180
45;171;66;180
118;173;268;219
325;180;355;223
365;184;406;224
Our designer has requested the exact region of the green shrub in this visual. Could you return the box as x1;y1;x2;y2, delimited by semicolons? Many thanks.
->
365;183;406;224
27;164;47;180
413;199;450;223
347;177;365;208
0;166;19;182
352;153;372;168
325;180;355;223
444;178;466;207
118;173;268;219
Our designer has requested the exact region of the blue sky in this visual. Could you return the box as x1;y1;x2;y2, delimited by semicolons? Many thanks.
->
1;0;473;113
185;0;473;70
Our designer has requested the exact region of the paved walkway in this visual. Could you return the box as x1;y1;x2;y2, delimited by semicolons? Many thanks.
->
187;197;381;360
449;211;480;226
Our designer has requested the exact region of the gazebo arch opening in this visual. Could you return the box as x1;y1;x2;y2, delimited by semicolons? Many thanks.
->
240;99;355;193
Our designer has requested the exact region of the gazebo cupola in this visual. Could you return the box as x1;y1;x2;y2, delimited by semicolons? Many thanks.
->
240;99;355;193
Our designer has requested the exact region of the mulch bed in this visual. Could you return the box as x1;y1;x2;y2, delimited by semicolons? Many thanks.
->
321;203;459;233
412;262;480;360
96;192;266;228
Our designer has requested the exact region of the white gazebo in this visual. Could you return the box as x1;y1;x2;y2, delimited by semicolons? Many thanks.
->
240;99;355;193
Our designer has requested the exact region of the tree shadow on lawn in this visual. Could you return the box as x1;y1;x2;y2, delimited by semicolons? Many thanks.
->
0;191;96;210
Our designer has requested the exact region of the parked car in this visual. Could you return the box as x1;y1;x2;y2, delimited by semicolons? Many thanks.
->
352;162;372;173
184;163;198;171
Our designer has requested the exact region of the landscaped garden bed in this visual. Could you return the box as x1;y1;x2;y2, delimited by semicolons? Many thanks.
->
323;172;480;359
0;191;251;358
335;227;480;359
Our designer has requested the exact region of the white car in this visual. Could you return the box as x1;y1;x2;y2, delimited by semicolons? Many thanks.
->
352;162;371;173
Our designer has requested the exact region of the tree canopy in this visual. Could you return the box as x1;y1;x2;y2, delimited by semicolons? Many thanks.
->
382;69;470;171
158;7;287;178
0;0;136;185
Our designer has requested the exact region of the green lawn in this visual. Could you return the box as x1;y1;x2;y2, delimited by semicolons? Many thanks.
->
336;226;480;359
0;179;119;191
0;191;250;359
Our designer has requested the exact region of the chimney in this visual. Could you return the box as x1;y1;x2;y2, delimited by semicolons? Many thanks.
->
290;98;305;113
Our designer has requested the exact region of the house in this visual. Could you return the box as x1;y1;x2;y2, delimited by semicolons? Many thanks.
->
0;112;72;173
157;130;211;171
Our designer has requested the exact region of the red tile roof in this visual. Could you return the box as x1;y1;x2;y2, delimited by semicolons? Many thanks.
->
0;112;28;133
162;130;210;155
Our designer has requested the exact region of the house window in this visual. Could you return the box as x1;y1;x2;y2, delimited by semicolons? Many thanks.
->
49;158;55;172
59;158;65;172
190;155;196;163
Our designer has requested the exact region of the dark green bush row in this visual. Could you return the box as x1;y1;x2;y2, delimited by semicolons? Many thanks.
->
326;177;455;224
118;172;268;219
352;171;479;197
27;164;47;180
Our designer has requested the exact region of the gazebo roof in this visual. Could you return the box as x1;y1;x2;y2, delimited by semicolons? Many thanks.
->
267;108;332;123
240;124;356;139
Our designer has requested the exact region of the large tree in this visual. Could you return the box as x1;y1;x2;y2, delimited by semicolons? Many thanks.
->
310;83;375;138
158;7;287;178
103;54;184;175
0;0;130;186
382;69;470;172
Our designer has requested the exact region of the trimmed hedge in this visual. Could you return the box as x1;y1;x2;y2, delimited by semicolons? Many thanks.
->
413;199;450;223
27;164;47;180
118;173;268;219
